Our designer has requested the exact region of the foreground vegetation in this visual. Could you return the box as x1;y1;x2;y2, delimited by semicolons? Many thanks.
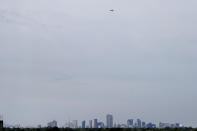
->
3;128;197;131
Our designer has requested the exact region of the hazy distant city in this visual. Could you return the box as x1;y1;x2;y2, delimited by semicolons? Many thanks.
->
1;114;185;129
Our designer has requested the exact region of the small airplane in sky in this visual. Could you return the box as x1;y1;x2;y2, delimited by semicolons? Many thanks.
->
109;9;114;12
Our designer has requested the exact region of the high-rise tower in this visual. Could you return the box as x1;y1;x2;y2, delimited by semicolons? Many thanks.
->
106;114;113;128
89;120;93;128
93;119;98;128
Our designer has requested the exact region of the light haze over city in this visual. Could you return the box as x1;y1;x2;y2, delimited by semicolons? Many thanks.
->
0;0;197;128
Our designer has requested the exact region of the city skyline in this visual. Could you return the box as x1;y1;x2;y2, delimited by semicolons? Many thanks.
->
2;114;185;128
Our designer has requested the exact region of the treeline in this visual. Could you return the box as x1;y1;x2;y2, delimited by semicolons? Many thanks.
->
3;128;197;131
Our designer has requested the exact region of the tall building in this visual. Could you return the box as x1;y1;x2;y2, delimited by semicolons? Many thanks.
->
93;119;98;128
106;114;113;128
136;119;141;128
47;120;57;127
89;120;92;128
82;121;86;128
127;119;134;127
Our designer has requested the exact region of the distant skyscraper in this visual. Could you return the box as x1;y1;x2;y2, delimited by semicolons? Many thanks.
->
89;120;92;128
82;121;86;128
106;114;113;128
127;119;134;127
93;119;98;128
136;119;141;128
47;120;57;127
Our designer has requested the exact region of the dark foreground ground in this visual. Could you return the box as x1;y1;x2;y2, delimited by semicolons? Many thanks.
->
3;128;197;131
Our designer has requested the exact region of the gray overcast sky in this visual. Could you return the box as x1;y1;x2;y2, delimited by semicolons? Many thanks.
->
0;0;197;127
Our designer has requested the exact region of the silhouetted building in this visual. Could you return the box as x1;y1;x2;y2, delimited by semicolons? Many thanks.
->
106;114;113;128
82;121;86;128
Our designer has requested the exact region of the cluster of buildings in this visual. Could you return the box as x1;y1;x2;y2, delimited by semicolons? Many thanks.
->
124;119;156;128
159;122;183;128
46;114;184;129
63;114;113;128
